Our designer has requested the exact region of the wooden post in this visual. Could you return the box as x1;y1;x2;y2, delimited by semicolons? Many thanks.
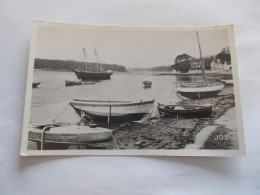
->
108;105;111;128
41;126;49;150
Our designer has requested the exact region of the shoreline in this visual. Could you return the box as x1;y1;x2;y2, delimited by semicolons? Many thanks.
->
84;85;236;150
28;80;237;150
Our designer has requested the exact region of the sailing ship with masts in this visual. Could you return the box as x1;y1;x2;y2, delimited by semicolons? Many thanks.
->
71;47;113;81
176;31;224;99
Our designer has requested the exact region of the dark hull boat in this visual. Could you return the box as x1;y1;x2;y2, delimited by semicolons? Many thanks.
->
143;81;152;88
220;79;233;86
32;82;41;88
74;70;113;81
157;103;212;119
70;47;113;81
70;99;154;123
65;79;82;86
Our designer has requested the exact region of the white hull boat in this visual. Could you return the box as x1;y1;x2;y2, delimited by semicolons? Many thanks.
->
70;99;155;123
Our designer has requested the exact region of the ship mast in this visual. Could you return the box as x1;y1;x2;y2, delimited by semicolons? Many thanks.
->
196;31;207;85
82;48;91;71
94;47;104;72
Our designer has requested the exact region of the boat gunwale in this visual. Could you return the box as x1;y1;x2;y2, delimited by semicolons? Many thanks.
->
158;106;212;113
70;99;155;107
176;84;224;93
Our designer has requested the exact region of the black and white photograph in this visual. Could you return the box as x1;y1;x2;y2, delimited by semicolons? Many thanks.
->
20;21;245;156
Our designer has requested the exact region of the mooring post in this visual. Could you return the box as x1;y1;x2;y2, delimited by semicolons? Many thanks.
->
108;105;111;128
41;126;49;150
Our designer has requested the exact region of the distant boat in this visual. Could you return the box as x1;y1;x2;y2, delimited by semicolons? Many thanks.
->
28;123;113;148
71;48;113;81
81;81;96;85
176;31;224;99
65;79;82;86
69;99;155;123
32;82;41;88
143;81;152;88
220;79;233;86
157;103;212;119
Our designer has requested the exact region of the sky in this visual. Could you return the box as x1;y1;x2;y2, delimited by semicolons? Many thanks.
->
35;23;230;68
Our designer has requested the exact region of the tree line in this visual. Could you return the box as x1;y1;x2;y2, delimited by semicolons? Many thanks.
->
34;58;127;72
173;47;231;73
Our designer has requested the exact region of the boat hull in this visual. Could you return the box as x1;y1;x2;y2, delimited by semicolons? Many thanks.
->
70;99;154;123
177;84;224;99
65;80;81;86
158;104;212;119
74;70;113;81
28;124;113;144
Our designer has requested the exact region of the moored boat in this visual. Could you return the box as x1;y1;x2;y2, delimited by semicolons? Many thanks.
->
65;79;82;86
73;70;113;81
69;99;155;123
177;83;224;99
220;79;233;86
143;81;152;88
28;123;113;146
157;103;212;118
71;48;113;81
32;82;41;88
176;31;224;99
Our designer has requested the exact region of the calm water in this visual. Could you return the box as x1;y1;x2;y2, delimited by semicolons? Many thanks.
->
30;70;208;123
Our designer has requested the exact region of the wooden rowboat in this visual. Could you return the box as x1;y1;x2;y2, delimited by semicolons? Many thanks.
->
28;124;113;145
157;103;212;119
65;79;82;86
70;99;155;123
32;82;41;88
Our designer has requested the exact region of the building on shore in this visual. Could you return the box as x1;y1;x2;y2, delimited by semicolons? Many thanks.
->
211;59;232;72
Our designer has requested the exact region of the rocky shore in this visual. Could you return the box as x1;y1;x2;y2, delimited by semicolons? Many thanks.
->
86;85;236;150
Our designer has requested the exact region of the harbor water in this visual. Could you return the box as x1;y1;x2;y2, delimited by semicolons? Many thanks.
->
30;70;211;124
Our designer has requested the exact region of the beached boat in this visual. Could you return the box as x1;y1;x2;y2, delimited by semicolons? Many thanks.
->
71;48;113;81
65;79;82;86
176;31;224;99
32;82;41;88
28;123;113;147
69;99;155;123
177;83;224;99
157;103;212;118
143;81;152;88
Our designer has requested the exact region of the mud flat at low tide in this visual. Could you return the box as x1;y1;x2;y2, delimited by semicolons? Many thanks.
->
79;86;237;150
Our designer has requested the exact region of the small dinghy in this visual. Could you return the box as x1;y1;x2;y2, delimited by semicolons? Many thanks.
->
28;123;113;147
32;82;41;88
143;81;152;88
220;79;233;86
65;79;82;86
157;103;212;119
